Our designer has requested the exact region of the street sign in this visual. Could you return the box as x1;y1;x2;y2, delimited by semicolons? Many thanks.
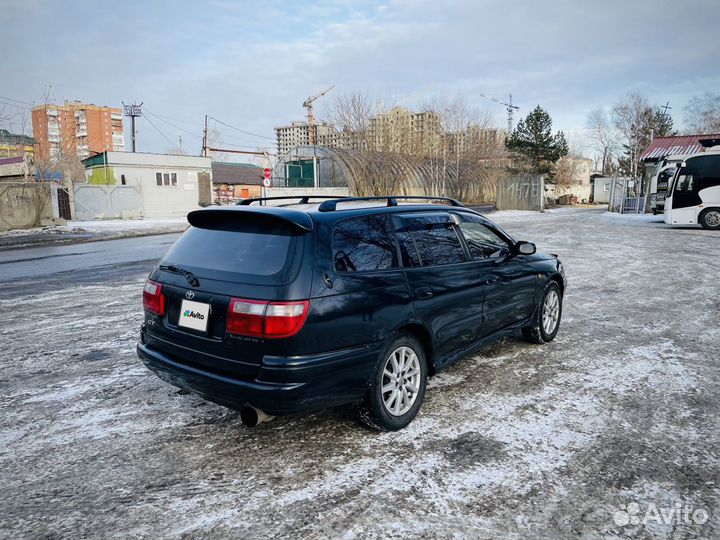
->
263;177;271;188
263;168;271;179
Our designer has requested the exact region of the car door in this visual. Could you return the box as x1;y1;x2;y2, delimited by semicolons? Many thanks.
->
454;213;538;336
310;212;412;353
392;212;484;359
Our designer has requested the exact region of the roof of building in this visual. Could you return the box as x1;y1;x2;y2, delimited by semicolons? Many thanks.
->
640;133;720;161
83;151;211;169
212;162;263;185
0;129;35;146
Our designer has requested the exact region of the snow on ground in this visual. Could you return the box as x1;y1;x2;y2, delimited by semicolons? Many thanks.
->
0;207;718;539
0;218;188;238
67;218;188;232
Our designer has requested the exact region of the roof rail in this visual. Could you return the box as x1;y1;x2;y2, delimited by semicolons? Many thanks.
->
237;195;351;206
318;196;464;212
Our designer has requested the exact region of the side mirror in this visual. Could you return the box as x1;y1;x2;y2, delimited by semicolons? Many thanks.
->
515;241;536;255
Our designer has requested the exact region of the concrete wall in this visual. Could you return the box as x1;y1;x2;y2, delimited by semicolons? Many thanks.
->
73;185;143;220
0;182;53;231
495;174;544;211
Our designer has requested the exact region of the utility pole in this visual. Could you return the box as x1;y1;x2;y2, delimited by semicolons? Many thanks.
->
202;114;208;157
122;101;143;152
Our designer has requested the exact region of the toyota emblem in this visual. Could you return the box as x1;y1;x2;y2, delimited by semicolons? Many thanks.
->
185;291;195;300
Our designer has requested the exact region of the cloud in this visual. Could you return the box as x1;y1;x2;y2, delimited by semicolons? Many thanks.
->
2;0;719;155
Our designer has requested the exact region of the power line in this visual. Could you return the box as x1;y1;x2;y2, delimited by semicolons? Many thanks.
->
209;117;276;140
144;109;204;139
143;109;201;127
0;95;34;107
144;108;276;148
144;114;176;149
0;99;31;111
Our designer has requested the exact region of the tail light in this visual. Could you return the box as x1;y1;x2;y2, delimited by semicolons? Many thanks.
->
143;279;165;315
227;298;309;338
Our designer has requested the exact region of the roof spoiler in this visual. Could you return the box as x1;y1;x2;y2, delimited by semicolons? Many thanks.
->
187;206;314;232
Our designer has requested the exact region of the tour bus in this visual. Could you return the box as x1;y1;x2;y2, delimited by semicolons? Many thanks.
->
649;156;682;215
664;150;720;230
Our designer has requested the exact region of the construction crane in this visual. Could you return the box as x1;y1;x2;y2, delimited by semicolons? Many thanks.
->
303;85;335;144
480;93;519;136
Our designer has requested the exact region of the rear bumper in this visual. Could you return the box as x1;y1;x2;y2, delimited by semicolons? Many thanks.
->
136;339;383;416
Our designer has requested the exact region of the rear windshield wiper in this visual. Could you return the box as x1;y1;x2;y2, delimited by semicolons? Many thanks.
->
158;264;200;287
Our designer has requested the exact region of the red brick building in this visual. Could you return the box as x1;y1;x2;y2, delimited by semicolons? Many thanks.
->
32;101;125;160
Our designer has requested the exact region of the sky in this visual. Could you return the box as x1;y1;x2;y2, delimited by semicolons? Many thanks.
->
2;0;719;160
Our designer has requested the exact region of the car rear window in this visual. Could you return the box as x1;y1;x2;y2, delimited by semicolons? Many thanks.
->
161;218;305;282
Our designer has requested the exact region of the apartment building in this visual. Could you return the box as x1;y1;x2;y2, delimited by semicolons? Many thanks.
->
32;101;125;160
369;107;442;153
274;121;335;155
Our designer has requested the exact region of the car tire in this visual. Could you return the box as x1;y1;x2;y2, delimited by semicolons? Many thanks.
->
522;281;563;344
358;333;428;431
699;208;720;230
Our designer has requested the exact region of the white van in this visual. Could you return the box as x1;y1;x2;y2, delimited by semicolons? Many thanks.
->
664;151;720;229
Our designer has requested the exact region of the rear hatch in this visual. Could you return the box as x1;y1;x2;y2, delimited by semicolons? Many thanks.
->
143;208;314;380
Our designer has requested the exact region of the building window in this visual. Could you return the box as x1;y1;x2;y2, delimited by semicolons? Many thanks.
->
156;172;178;186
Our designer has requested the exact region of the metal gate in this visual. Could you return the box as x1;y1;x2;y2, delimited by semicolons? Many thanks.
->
608;177;646;214
57;187;72;220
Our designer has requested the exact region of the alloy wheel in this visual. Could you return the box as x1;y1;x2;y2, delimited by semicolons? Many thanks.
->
381;346;421;416
542;290;560;335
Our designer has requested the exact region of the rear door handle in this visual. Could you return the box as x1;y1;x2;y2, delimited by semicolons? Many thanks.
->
415;287;434;299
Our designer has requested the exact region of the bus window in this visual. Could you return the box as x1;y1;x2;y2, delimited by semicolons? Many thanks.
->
675;174;695;192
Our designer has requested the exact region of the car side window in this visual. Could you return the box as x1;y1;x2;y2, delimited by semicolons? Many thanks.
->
458;221;508;260
394;214;466;267
333;214;397;273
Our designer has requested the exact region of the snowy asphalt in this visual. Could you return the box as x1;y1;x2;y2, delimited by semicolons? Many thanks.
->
1;208;718;539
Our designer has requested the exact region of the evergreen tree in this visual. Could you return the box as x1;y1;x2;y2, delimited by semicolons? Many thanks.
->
505;105;568;176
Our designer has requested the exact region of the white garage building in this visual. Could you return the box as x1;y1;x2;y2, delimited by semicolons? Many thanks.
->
83;152;213;218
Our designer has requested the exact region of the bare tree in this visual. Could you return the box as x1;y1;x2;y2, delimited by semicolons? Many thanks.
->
554;156;580;187
323;92;502;201
207;128;228;162
29;88;84;225
585;108;618;175
683;93;720;134
323;92;408;196
612;93;674;178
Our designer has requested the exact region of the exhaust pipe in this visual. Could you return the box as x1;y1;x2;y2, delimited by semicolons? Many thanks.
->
240;406;274;427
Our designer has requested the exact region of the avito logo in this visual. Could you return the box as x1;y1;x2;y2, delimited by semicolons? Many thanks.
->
183;310;205;320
